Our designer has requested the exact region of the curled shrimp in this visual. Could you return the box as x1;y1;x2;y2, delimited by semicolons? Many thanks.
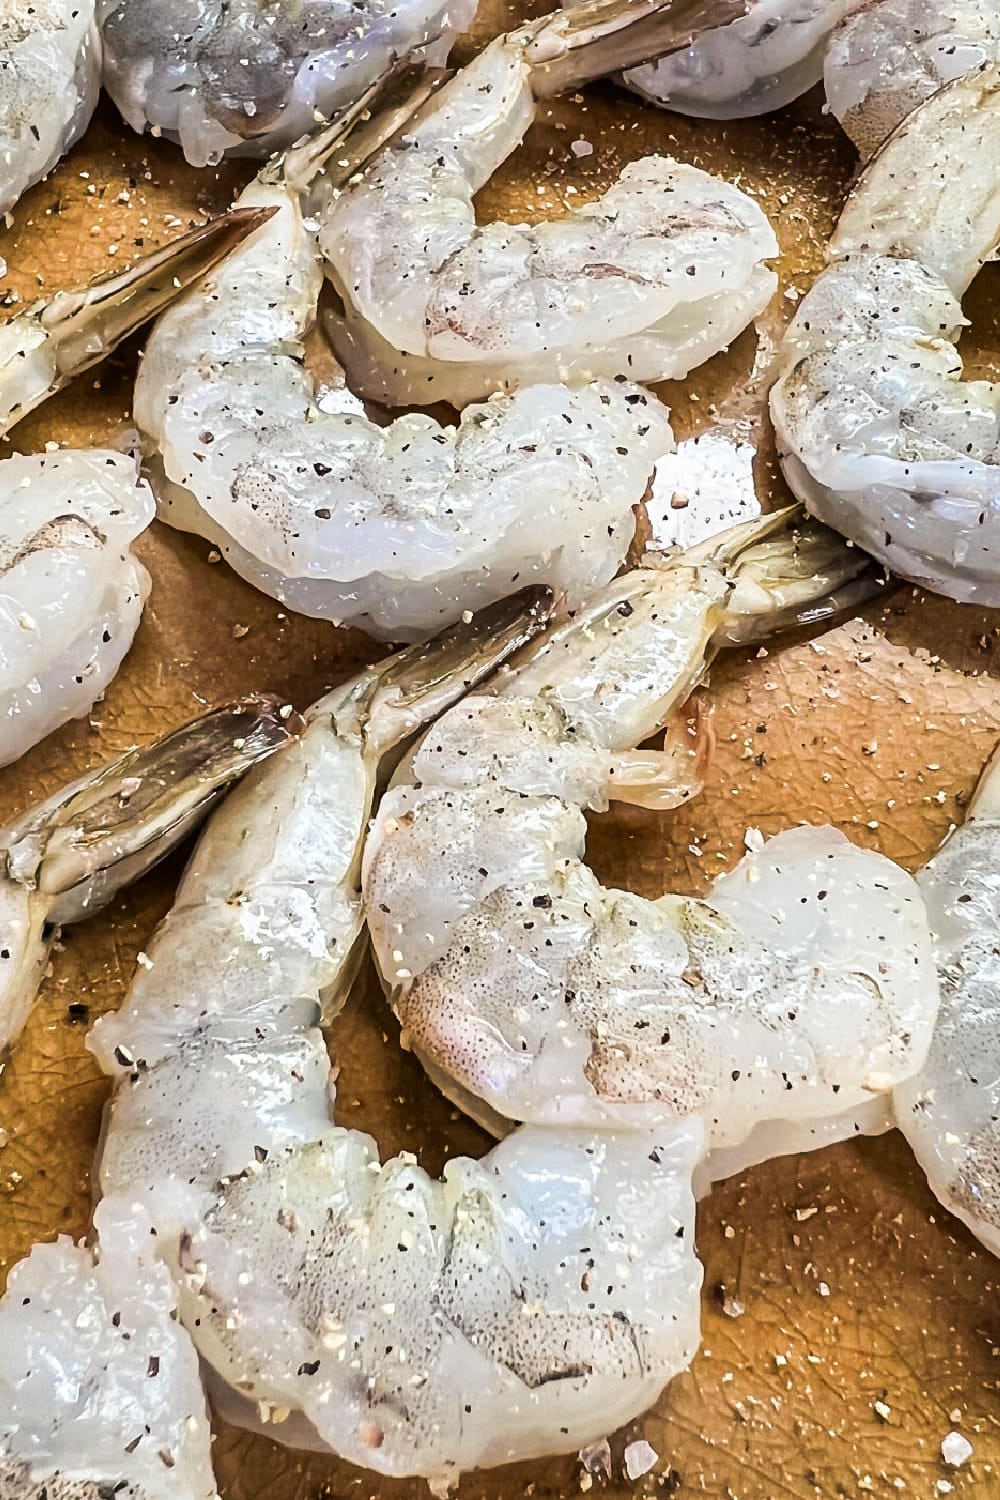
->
136;93;674;640
894;743;1000;1257
319;0;779;408
362;511;939;1175
0;1198;218;1500
0;0;100;218
90;590;703;1483
0;696;293;1054
770;65;1000;604
581;0;1000;161
97;0;476;168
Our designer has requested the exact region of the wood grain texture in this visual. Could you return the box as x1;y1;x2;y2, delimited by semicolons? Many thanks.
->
1;8;999;1497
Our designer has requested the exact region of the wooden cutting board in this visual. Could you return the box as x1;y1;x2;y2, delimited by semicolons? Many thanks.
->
1;4;998;1494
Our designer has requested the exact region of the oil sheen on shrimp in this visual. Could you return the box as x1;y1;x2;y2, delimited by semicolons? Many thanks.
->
319;0;779;408
91;591;704;1483
97;0;476;167
0;1198;218;1500
894;744;1000;1257
363;512;939;1172
0;696;291;1056
771;65;1000;604
0;0;99;217
136;100;674;641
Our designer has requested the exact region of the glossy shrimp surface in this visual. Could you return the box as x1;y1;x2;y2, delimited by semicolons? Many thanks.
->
771;65;1000;603
136;120;673;641
0;0;99;217
90;593;703;1483
97;0;476;167
363;514;939;1170
320;0;779;407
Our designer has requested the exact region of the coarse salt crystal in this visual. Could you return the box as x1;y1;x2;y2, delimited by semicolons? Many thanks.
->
623;1440;658;1480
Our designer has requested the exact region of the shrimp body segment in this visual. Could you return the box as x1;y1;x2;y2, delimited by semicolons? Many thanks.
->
364;515;939;1164
319;1;779;407
895;745;1000;1256
0;0;100;217
97;0;476;167
0;1198;218;1500
137;129;673;640
771;65;1000;603
91;592;704;1482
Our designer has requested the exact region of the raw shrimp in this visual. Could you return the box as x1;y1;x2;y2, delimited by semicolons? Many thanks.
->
363;511;939;1172
771;64;1000;604
0;1197;218;1500
0;696;292;1054
91;591;704;1483
97;0;476;168
319;0;779;407
0;0;99;218
894;743;1000;1257
136;93;674;640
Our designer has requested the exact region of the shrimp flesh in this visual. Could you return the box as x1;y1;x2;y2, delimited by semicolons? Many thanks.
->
0;1198;218;1500
136;95;674;640
362;511;938;1172
0;696;292;1054
894;743;1000;1256
0;0;99;218
90;590;704;1483
319;0;779;407
770;65;1000;604
97;0;477;168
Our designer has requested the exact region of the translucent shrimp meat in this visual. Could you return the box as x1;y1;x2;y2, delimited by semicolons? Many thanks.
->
136;105;674;640
0;696;292;1055
770;65;1000;604
90;591;704;1483
319;0;779;408
0;1198;218;1500
894;743;1000;1257
0;0;99;217
97;0;477;167
363;512;938;1170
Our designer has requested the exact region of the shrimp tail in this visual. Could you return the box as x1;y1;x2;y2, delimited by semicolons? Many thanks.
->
524;0;753;96
3;695;295;925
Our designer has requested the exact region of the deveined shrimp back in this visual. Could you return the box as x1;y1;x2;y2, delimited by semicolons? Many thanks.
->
894;743;1000;1256
319;0;779;407
363;512;938;1176
0;0;99;217
136;96;674;640
91;591;704;1483
97;0;476;167
771;64;1000;603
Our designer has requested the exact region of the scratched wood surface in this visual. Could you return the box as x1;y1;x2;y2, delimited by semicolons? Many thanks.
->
0;5;999;1497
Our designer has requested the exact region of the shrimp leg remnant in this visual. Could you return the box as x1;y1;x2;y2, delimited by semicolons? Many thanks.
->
137;95;674;640
771;65;1000;603
320;0;779;407
363;512;938;1175
0;696;293;1055
97;0;477;168
894;743;1000;1256
0;0;100;217
92;590;704;1482
0;1198;219;1500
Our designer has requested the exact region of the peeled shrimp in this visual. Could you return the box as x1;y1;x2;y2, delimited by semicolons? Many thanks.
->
0;1198;218;1500
771;65;1000;604
894;743;1000;1257
0;696;292;1054
136;98;674;640
91;591;704;1484
363;512;938;1171
97;0;476;168
0;0;99;218
319;0;779;408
